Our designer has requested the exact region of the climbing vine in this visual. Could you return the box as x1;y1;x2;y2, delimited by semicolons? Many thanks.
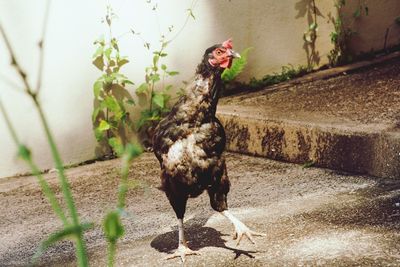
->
328;0;369;66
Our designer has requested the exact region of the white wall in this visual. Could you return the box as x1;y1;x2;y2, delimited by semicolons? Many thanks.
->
0;0;399;178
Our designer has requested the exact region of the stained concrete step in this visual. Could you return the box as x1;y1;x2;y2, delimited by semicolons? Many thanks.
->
217;55;400;179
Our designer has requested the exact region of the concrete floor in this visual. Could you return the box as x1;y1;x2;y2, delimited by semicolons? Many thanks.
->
1;152;399;266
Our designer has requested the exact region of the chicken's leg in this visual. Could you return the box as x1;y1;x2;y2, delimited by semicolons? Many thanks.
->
165;218;200;262
221;210;266;245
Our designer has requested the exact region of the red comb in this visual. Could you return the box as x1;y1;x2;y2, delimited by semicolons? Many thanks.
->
222;38;233;49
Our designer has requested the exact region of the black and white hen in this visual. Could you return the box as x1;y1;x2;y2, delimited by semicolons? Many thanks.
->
153;39;265;262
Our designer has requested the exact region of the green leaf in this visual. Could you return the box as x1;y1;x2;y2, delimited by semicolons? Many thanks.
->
18;145;31;161
94;127;105;141
111;38;119;51
353;7;361;18
152;93;165;108
222;47;252;82
124;143;143;159
160;52;168;57
92;107;101;123
126;99;135;106
187;8;196;20
93;56;104;71
124;79;134;85
104;96;119;112
104;47;112;60
108;137;124;156
118;58;129;68
32;223;94;264
93;45;104;58
167;71;179;76
98;120;111;131
103;211;125;242
161;64;167;71
93;80;103;98
149;73;160;82
104;96;125;121
309;22;318;31
136;83;148;95
153;55;160;66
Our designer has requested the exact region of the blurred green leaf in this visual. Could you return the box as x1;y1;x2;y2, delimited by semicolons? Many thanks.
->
99;120;111;131
18;145;31;161
153;55;159;66
152;93;165;108
126;99;135;106
149;73;160;82
93;80;103;99
167;71;179;76
124;143;143;159
309;22;318;31
32;223;94;264
103;211;124;242
108;137;124;156
93;56;104;71
93;46;104;58
104;48;112;60
92;107;101;123
117;58;129;68
187;8;196;20
136;83;148;95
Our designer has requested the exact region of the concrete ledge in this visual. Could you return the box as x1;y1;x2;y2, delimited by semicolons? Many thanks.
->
218;111;400;178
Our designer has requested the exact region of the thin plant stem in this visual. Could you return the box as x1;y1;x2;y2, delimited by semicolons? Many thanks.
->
0;23;33;97
0;101;68;226
107;241;117;267
117;152;131;209
33;98;89;266
36;0;51;93
167;0;198;43
0;13;89;266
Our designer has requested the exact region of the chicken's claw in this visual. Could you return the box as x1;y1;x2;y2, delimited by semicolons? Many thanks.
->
165;244;200;262
232;221;266;246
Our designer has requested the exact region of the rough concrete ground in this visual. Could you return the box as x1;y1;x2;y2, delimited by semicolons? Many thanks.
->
218;57;400;178
1;152;400;266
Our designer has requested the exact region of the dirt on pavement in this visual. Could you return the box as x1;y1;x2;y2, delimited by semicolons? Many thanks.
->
1;152;400;266
220;58;400;128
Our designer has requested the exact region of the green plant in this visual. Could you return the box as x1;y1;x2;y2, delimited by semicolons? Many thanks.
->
221;47;252;83
134;3;197;142
1;4;143;266
328;0;369;66
135;37;178;132
92;2;198;149
249;64;309;89
302;0;320;69
103;143;142;267
0;6;90;265
92;6;135;155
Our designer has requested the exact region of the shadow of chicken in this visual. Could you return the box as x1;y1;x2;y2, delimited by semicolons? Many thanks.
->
153;39;265;262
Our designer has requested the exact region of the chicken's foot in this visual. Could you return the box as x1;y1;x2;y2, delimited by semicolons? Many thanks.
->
221;210;266;245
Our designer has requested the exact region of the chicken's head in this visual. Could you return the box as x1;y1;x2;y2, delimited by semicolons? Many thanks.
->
205;38;240;69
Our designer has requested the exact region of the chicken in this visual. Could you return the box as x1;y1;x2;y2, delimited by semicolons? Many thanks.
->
153;39;265;262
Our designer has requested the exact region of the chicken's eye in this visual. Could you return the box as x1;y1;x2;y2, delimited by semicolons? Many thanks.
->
215;49;223;56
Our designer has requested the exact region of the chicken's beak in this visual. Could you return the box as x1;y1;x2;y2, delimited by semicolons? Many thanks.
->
228;49;241;58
